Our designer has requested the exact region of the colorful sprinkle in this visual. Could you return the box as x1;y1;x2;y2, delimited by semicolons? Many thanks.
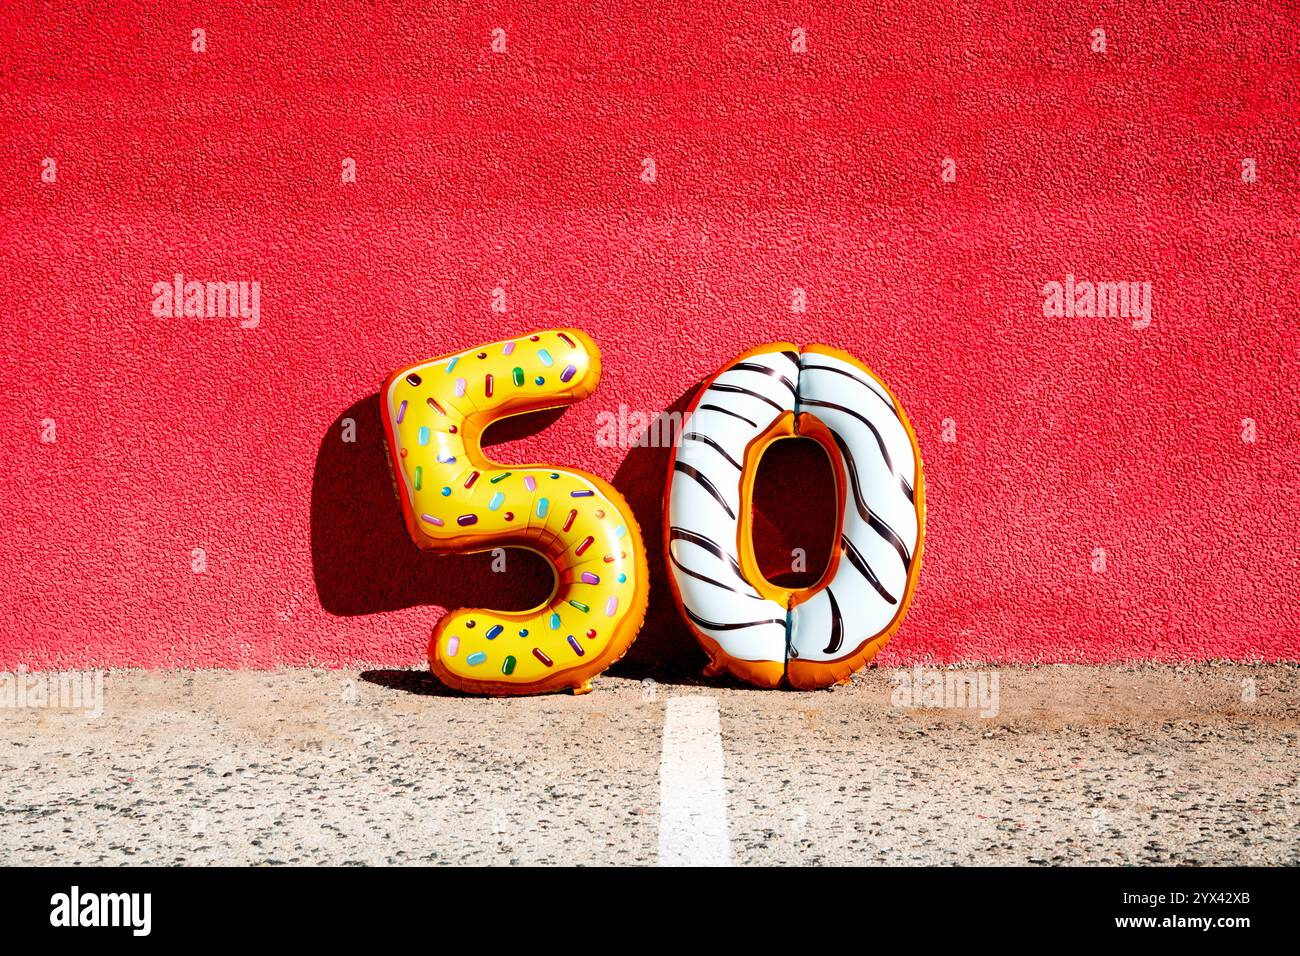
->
605;597;619;616
465;471;479;488
477;352;487;360
603;551;625;563
550;473;559;479
571;490;594;498
548;612;561;630
586;628;597;639
417;427;430;446
614;524;627;538
437;452;456;464
502;655;516;675
529;335;540;342
503;341;516;356
512;367;524;386
427;396;445;416
535;376;545;385
446;356;459;373
466;651;487;666
617;572;627;583
457;514;478;526
558;333;576;348
490;472;511;483
413;466;423;490
421;513;444;527
537;497;549;518
488;492;505;511
518;628;529;637
563;510;577;532
595;509;605;519
561;364;577;383
524;476;537;492
581;572;600;585
446;636;459;656
486;624;503;640
485;374;494;397
441;486;451;496
406;373;422;386
567;635;585;657
538;348;554;367
533;648;554;667
454;378;467;397
396;400;407;423
575;535;594;556
569;600;590;613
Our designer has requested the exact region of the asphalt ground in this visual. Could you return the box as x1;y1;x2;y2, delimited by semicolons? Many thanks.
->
1;665;1295;866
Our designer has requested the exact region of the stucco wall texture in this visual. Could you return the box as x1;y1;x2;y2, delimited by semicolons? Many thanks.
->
2;3;1297;674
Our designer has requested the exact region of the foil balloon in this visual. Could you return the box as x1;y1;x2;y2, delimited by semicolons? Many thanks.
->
664;342;925;689
382;329;649;695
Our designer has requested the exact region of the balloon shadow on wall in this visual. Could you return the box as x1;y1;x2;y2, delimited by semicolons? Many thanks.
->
311;393;559;695
603;385;712;683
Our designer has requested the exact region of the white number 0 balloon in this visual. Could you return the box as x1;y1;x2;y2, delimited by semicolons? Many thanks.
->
664;342;926;689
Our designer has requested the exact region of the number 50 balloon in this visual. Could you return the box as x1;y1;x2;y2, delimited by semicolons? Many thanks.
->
664;342;925;690
383;331;922;694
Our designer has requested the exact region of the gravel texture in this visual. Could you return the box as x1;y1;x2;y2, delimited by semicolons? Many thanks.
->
1;665;1295;866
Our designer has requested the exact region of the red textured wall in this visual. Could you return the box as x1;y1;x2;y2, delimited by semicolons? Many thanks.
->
3;2;1297;673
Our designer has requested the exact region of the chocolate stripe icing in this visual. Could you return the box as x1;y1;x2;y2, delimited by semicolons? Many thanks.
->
697;403;757;428
668;546;764;599
842;535;898;605
799;397;893;474
822;587;844;654
730;362;797;397
669;527;746;580
707;382;785;415
674;462;736;520
831;432;913;571
682;431;741;469
684;606;786;632
799;362;900;419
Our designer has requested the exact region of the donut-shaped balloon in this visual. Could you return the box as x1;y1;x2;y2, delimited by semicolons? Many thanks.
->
382;329;649;695
665;342;925;690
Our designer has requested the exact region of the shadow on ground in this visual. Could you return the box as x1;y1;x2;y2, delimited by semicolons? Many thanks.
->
359;669;470;697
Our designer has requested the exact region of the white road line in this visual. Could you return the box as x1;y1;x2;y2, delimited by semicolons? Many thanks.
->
658;695;731;866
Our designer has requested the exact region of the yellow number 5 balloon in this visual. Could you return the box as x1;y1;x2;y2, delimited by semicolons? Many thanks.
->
382;329;649;695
